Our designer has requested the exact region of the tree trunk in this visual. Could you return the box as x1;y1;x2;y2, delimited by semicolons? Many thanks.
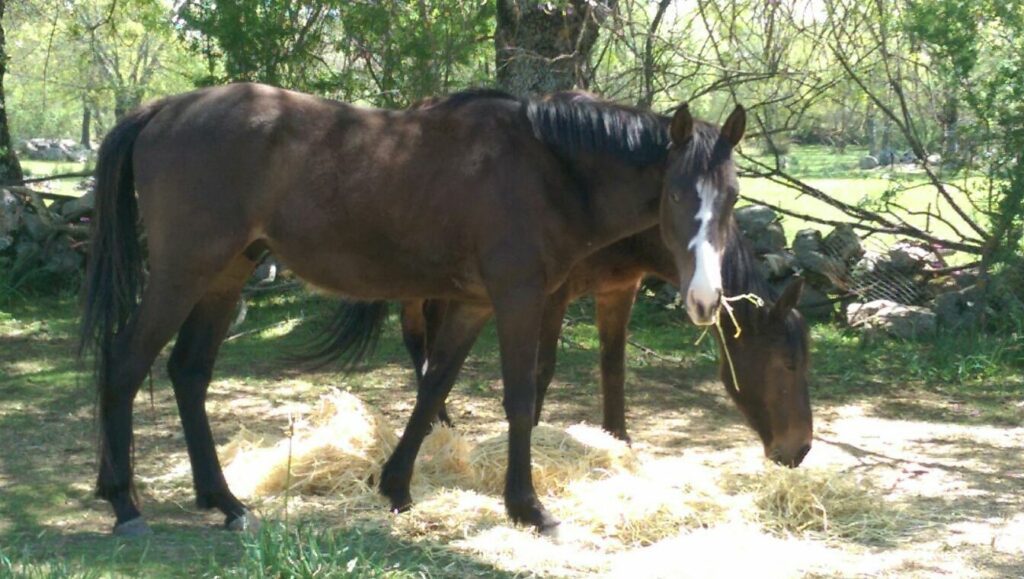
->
0;0;23;184
81;96;92;150
940;88;959;160
495;0;611;97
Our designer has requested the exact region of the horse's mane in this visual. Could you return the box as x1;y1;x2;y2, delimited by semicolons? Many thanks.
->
525;95;677;166
721;223;809;355
429;88;723;168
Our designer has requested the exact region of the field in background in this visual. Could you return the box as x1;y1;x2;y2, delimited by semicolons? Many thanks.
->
740;145;985;252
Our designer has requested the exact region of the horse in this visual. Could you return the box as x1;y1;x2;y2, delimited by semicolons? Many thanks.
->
402;224;812;465
79;82;745;535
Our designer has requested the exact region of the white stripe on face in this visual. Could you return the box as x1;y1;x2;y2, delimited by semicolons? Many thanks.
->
684;178;723;323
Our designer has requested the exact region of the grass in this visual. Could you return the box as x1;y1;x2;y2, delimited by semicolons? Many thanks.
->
738;145;986;251
1;290;1022;577
16;160;91;198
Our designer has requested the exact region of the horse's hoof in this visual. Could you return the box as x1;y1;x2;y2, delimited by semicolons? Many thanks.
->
112;517;152;537
506;496;560;533
384;492;413;514
226;510;261;533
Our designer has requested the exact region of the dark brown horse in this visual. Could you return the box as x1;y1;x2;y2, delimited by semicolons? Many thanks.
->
80;83;745;535
402;224;812;464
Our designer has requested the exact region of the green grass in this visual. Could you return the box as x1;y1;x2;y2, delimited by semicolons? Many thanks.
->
17;160;91;198
738;145;987;253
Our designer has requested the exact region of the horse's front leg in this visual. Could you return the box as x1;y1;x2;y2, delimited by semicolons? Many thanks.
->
492;282;560;533
379;301;491;511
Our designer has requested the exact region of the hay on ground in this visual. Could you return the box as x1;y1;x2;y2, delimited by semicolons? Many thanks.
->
223;389;397;500
556;472;728;548
469;424;639;495
730;464;904;543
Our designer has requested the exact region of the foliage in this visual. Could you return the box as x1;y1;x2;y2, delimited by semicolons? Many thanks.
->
177;0;494;106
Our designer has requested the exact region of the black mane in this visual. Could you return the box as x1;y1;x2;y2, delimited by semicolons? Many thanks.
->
524;96;676;166
428;88;519;109
721;223;808;354
429;89;725;169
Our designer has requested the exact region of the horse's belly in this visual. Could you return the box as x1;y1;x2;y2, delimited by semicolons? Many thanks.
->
267;238;487;301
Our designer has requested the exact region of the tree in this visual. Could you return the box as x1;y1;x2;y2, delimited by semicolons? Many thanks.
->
495;0;614;96
0;0;23;184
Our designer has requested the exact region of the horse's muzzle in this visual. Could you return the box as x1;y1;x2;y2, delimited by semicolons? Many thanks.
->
686;287;722;326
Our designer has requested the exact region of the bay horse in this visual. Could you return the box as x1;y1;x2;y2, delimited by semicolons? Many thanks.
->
402;225;812;465
80;83;745;535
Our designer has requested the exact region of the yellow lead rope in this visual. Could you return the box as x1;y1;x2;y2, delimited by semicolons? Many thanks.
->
693;293;765;392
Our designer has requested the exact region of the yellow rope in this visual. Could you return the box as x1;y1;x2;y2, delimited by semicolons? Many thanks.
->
691;293;765;392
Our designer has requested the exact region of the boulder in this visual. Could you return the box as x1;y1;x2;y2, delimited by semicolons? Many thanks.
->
822;223;863;263
846;299;936;339
60;191;95;220
1;189;23;241
858;156;879;170
760;251;798;280
926;153;942;166
793;229;850;291
735;205;786;255
877;149;897;165
933;285;982;330
796;283;835;319
735;205;778;231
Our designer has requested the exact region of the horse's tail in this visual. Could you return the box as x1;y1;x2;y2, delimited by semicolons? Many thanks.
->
298;301;390;370
78;102;165;373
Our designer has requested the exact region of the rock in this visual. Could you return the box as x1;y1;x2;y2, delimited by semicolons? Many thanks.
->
846;299;936;339
933;286;982;330
21;212;49;241
735;205;786;255
859;156;879;170
900;150;917;163
877;149;897;165
792;229;823;256
822;224;863;263
60;191;95;220
735;205;778;231
760;251;798;280
792;229;850;291
926;153;942;166
888;241;943;273
1;189;23;240
796;283;835;319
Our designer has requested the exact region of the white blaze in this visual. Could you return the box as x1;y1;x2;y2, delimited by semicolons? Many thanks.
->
684;179;723;322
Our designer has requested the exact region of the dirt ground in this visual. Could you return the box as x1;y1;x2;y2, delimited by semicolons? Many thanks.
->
1;302;1022;578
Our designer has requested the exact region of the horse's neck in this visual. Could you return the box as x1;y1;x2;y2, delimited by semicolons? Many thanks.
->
567;155;666;249
719;227;772;338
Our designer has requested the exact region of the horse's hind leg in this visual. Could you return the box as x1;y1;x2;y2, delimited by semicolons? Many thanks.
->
98;271;216;535
533;284;571;425
166;254;257;531
400;299;454;426
379;301;491;511
595;280;641;443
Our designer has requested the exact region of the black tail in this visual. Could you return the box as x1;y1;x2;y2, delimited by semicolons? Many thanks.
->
78;102;165;375
298;301;390;370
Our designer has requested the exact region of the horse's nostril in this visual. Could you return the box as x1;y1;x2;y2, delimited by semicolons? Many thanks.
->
796;443;811;464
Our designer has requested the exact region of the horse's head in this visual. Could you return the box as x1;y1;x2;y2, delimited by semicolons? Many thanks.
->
660;104;746;326
720;278;813;467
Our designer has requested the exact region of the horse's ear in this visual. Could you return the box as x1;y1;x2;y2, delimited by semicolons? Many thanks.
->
671;103;694;145
721;104;746;148
771;277;804;322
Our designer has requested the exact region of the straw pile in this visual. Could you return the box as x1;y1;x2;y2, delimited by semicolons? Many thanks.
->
223;390;398;500
469;424;639;495
556;472;727;547
730;464;904;543
221;391;904;555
